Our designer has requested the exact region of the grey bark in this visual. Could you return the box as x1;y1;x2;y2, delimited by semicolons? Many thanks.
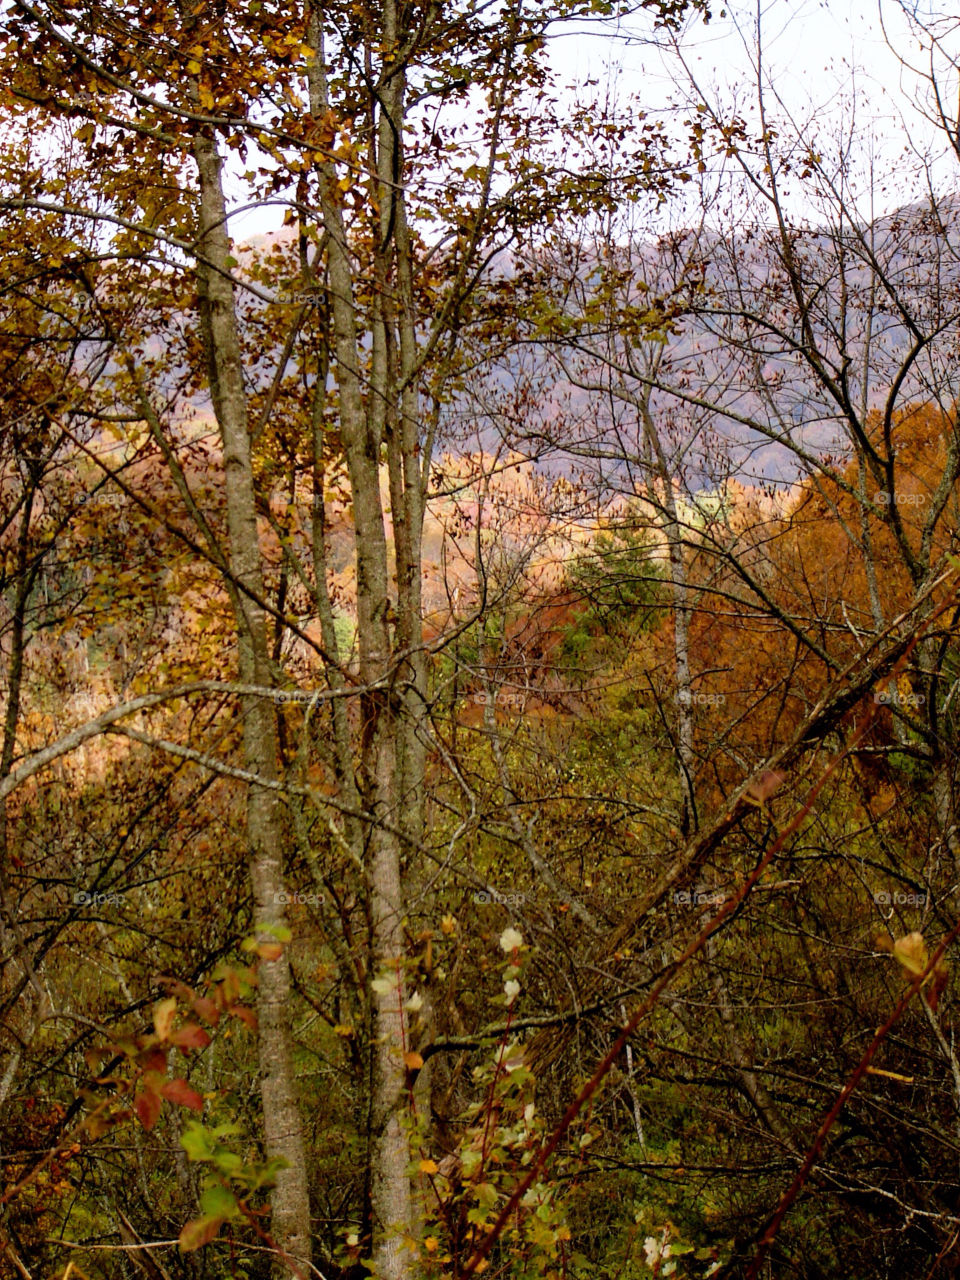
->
192;127;312;1276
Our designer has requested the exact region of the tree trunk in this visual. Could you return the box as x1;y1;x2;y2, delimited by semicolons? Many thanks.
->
192;127;312;1278
306;11;416;1274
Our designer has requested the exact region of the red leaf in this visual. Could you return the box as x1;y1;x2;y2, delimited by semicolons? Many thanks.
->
170;1023;211;1051
136;1047;168;1073
228;1004;258;1032
191;996;220;1027
178;1215;225;1252
134;1088;162;1131
160;1079;204;1112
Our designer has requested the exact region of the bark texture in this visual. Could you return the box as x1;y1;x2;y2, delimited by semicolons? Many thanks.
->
193;128;312;1277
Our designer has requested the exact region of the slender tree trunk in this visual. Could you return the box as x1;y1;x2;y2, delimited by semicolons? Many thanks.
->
306;12;416;1274
192;128;312;1277
638;395;697;833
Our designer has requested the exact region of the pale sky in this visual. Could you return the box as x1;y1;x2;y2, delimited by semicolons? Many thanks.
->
228;0;954;242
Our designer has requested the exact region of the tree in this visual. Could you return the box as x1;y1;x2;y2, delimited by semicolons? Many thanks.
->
0;1;707;1275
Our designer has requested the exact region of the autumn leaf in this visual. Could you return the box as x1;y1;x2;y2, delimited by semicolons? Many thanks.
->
135;1044;167;1073
888;932;949;1008
83;1047;112;1076
404;1051;424;1071
228;1004;258;1031
170;1023;211;1051
892;931;928;977
133;1087;162;1131
191;996;220;1026
179;1215;225;1252
154;997;177;1042
254;942;283;961
418;1158;438;1174
745;769;787;805
160;1079;204;1112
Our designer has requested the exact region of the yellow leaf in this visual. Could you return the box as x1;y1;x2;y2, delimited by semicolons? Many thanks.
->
424;1236;438;1252
186;59;202;75
892;931;928;977
418;1159;438;1174
154;997;177;1042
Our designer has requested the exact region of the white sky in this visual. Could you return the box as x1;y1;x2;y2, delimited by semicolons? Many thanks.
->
228;0;955;242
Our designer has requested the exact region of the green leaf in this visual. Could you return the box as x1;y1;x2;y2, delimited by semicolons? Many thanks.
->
181;1121;215;1162
200;1182;240;1219
476;1181;498;1210
212;1148;244;1177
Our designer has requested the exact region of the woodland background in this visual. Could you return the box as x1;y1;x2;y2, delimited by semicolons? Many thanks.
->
2;1;960;1278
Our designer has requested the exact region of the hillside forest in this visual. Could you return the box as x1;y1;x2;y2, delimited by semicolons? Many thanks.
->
4;2;960;1278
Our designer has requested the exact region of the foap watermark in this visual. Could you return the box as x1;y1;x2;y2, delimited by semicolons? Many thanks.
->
274;891;323;906
275;689;320;705
73;889;124;907
673;890;726;907
472;691;525;710
474;888;525;907
284;292;323;308
676;690;725;707
873;890;927;907
874;689;925;709
874;491;927;507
